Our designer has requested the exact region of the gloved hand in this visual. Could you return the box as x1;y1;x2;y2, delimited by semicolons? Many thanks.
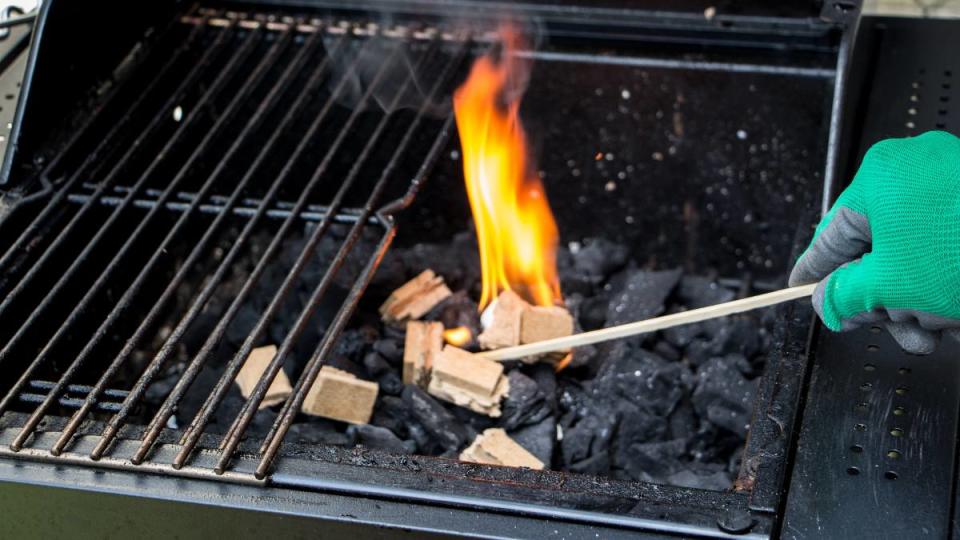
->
789;130;960;354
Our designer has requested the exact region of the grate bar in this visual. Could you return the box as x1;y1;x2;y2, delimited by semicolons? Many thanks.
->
0;21;256;434
167;38;426;470
18;394;124;413
64;192;373;224
0;23;236;375
47;28;331;457
210;37;461;470
99;32;375;463
255;103;467;479
27;380;129;399
19;380;129;414
0;11;200;275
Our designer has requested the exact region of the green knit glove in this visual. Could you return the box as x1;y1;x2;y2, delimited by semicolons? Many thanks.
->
789;131;960;354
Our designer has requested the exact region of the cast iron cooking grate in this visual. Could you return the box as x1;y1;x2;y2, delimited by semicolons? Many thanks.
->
0;5;471;481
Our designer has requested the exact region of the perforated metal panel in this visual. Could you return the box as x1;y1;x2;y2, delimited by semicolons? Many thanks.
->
782;15;960;539
783;325;960;538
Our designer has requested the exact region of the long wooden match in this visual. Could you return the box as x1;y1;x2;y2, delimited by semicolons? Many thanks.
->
476;283;817;362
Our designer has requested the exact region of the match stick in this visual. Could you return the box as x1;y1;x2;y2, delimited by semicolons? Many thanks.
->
476;283;817;362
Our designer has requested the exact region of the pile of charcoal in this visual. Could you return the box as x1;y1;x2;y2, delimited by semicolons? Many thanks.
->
300;231;775;490
141;226;774;491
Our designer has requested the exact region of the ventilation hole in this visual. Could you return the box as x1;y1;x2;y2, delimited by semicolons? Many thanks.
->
847;467;860;476
887;449;902;459
898;367;911;375
850;444;864;454
942;96;951;102
947;70;953;77
937;122;947;129
867;344;879;352
944;83;952;90
906;121;916;129
855;423;867;431
895;386;908;396
855;402;869;412
870;326;882;334
940;109;949;115
891;427;905;437
910;94;919;102
860;382;873;391
908;107;917;115
3;94;11;100
864;363;876;372
885;471;898;480
893;406;906;416
912;81;920;89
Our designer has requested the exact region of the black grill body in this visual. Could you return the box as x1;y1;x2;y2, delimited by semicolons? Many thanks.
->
2;2;949;538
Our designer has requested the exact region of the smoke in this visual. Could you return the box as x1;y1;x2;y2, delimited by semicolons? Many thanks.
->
321;12;544;118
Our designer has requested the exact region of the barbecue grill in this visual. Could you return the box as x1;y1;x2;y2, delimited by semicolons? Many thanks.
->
0;1;956;537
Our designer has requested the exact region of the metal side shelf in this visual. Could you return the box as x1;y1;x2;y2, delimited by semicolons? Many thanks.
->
782;16;960;538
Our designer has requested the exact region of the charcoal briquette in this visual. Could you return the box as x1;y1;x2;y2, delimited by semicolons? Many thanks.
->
707;318;761;358
676;276;736;308
325;355;365;379
371;396;412;438
433;291;482;338
577;294;609;331
652;340;680;362
568;450;611;476
383;324;407;341
692;357;758;437
683;338;714;367
611;402;668;459
402;384;469;451
616;438;686;481
561;414;616;466
287;421;354;447
363;351;404;395
510;416;556;467
373;338;403;363
667;397;698;441
605;268;682;327
501;370;551;430
571;238;629;282
335;328;376;361
530;363;558;413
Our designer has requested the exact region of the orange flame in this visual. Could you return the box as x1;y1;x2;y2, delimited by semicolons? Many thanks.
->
453;28;561;311
443;326;473;347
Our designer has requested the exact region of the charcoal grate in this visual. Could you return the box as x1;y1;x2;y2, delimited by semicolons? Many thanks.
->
0;5;469;480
